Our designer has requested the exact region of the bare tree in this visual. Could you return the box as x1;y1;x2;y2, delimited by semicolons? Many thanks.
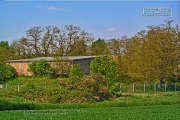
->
26;26;44;57
10;40;23;59
19;37;33;58
41;26;60;56
55;25;93;56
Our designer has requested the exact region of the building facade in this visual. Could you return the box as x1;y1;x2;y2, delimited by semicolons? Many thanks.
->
6;56;96;76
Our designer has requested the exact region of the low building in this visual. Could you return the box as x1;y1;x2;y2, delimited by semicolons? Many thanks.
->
6;56;96;76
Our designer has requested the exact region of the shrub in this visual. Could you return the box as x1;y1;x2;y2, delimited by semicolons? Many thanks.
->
0;63;17;83
69;64;84;82
58;73;112;103
90;56;123;89
19;88;94;103
29;59;52;76
79;73;112;102
53;57;71;77
165;76;177;83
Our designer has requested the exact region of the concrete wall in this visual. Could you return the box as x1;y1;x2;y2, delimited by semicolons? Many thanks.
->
73;58;93;74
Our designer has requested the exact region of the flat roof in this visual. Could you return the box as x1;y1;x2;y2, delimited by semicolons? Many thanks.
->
6;56;96;63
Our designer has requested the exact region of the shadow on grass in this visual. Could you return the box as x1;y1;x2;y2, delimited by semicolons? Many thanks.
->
0;100;35;111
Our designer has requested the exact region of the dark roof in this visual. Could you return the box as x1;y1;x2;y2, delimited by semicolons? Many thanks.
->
6;56;96;63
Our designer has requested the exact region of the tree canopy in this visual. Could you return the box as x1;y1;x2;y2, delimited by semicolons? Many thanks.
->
90;56;123;88
1;20;180;83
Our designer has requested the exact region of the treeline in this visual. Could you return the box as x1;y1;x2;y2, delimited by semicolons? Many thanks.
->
0;20;180;83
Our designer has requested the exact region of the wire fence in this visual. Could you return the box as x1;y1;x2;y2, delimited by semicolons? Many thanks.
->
119;82;180;93
0;82;179;93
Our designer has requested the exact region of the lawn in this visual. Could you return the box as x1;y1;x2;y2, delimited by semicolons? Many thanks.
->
0;105;179;120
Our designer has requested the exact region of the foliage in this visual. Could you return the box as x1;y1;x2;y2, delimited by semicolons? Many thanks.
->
79;73;111;101
52;57;71;77
29;59;52;76
0;41;12;63
60;73;111;102
90;56;123;88
0;63;17;83
3;20;180;84
165;76;177;83
0;90;180;110
119;20;180;84
174;67;180;82
69;64;84;82
90;38;110;55
1;76;180;107
69;40;87;56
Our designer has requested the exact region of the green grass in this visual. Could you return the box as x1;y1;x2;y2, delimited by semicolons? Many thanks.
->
0;92;179;111
0;105;179;120
0;76;61;92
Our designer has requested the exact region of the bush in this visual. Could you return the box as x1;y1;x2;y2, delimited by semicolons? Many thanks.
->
19;88;94;103
0;63;17;83
69;64;84;82
79;73;112;102
90;56;123;89
165;76;177;83
29;59;52;76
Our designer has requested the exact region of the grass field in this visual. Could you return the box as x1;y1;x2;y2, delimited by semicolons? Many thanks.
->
0;76;179;120
0;92;179;111
0;105;179;120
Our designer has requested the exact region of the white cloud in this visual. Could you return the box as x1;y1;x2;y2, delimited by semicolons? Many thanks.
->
46;6;64;11
35;5;64;11
106;27;117;32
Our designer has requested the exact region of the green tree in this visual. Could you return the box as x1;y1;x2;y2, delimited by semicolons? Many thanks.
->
121;20;180;84
70;64;84;82
90;56;122;88
0;63;17;83
121;36;145;82
141;20;180;83
0;41;12;63
90;38;109;55
29;59;52;76
68;40;87;56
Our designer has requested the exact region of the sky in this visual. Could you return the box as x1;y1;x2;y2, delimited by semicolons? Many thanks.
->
0;0;179;43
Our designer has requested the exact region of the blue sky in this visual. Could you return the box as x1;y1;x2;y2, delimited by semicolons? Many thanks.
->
0;1;179;43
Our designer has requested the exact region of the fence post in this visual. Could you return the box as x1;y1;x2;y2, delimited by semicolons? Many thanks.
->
144;82;146;93
175;82;177;91
154;82;157;92
120;83;122;93
133;83;135;93
45;84;46;89
165;82;167;92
